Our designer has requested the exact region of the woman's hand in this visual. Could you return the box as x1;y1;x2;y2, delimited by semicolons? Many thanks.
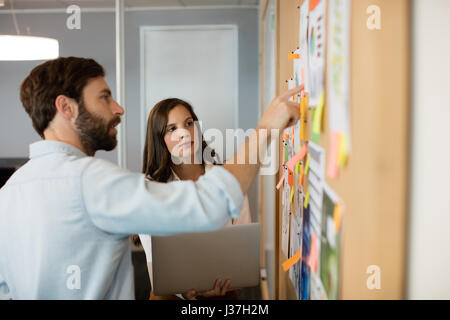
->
182;278;232;299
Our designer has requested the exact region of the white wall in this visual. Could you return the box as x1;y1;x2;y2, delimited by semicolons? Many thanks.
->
408;0;450;299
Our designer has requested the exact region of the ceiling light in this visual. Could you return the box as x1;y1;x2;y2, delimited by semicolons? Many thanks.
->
0;35;60;61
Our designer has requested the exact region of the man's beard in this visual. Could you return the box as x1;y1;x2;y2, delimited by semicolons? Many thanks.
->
75;101;121;155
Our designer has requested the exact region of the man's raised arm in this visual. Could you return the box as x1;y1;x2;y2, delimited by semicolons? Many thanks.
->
224;85;304;194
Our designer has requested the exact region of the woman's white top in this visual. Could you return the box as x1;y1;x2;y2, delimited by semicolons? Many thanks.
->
138;164;251;288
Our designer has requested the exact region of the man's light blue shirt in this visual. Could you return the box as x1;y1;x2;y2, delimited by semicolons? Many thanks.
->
0;141;243;299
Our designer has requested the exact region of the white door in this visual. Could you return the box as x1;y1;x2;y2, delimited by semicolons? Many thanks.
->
140;25;238;161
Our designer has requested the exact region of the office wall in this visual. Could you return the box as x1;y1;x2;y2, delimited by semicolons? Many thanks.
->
0;11;117;162
408;0;450;299
0;7;259;220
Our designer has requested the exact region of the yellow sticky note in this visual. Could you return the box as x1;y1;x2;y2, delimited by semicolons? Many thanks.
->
333;203;343;232
304;187;310;209
304;153;310;176
290;187;294;203
300;94;308;141
295;161;301;175
312;93;324;143
338;133;349;168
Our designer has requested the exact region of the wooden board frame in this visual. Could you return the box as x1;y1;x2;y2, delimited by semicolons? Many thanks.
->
260;0;412;299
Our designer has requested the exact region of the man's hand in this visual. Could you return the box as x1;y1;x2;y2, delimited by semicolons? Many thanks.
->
182;278;231;300
257;85;303;131
223;85;304;195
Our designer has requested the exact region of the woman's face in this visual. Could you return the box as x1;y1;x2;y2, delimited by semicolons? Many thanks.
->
164;105;199;161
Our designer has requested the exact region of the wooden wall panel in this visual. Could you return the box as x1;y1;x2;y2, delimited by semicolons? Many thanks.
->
269;0;410;299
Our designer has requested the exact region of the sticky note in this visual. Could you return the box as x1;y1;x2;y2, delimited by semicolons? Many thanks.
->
288;53;300;60
338;133;349;168
290;187;294;203
327;132;339;179
301;68;305;85
287;79;295;101
284;143;289;163
276;175;285;190
288;169;294;188
333;202;343;232
304;187;310;209
311;93;324;143
307;233;318;273
298;165;304;185
295;161;301;175
300;94;308;141
303;153;310;176
309;0;321;12
286;144;308;171
282;247;302;272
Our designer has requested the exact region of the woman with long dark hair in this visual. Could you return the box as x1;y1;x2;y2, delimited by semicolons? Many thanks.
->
136;98;251;300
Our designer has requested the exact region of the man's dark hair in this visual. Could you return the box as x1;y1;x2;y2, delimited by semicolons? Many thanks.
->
20;57;105;138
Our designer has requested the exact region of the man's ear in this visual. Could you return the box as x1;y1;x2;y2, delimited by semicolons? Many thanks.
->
54;95;78;120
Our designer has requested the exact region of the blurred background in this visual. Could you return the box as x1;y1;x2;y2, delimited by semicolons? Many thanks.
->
0;0;449;300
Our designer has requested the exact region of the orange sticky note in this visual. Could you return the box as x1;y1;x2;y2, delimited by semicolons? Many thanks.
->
327;132;339;179
282;247;302;272
288;53;300;60
300;94;308;141
288;169;294;188
309;0;320;11
333;203;343;232
298;165;304;185
276;175;285;190
286;144;308;171
307;233;318;273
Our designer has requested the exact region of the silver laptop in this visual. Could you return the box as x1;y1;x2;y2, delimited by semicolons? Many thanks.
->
151;223;261;296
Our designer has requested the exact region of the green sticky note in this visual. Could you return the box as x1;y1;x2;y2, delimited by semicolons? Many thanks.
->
285;143;289;163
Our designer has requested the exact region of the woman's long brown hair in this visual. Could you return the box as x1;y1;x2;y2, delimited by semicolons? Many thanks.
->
132;98;218;246
142;98;218;182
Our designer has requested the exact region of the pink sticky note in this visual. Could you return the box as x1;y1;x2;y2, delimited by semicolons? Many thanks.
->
276;175;285;190
327;132;339;179
301;68;305;85
286;144;308;172
308;233;318;273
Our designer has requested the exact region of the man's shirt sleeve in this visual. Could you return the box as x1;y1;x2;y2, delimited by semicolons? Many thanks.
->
81;158;244;237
